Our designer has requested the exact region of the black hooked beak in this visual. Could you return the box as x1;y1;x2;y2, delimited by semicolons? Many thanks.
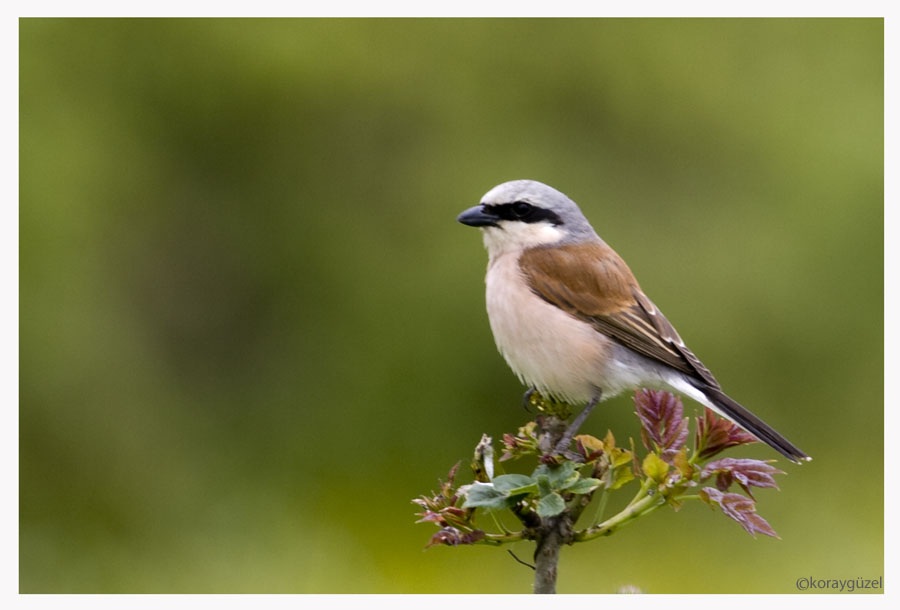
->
457;205;499;228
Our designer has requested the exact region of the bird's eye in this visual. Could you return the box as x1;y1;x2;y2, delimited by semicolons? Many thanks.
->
512;201;533;218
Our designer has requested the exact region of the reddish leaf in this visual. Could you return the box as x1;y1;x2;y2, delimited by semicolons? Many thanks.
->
415;510;446;525
413;463;470;529
634;389;688;461
700;487;780;538
695;409;757;460
500;422;539;461
701;458;783;497
426;526;486;548
574;434;606;463
443;462;460;495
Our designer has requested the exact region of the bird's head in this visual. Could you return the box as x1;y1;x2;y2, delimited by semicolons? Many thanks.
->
457;180;599;255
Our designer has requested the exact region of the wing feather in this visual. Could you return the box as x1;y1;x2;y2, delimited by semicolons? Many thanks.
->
519;243;721;389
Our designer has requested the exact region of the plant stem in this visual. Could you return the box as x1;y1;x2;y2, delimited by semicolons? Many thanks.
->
531;412;569;594
533;516;563;593
575;486;665;542
477;531;526;546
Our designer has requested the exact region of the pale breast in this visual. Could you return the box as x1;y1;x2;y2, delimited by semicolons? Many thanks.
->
484;251;612;404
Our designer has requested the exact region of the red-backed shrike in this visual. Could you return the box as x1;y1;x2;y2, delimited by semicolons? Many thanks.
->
458;179;809;463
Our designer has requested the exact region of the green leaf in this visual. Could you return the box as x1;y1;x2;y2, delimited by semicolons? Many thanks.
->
609;466;635;490
462;482;514;511
535;474;552;497
566;477;602;495
609;446;633;468
558;471;582;491
673;447;695;480
603;430;617;450
536;492;566;517
491;474;538;495
642;452;670;483
535;461;579;491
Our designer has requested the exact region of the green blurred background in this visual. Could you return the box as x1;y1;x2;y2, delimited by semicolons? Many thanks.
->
19;18;883;593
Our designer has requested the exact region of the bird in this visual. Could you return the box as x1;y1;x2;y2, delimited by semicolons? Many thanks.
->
457;179;810;464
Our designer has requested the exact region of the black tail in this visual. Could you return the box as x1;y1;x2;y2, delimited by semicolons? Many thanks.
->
699;384;811;464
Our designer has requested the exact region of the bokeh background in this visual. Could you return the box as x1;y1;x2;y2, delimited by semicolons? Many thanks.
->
20;18;883;593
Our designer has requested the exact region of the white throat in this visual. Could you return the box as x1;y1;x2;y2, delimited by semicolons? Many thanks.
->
481;221;566;257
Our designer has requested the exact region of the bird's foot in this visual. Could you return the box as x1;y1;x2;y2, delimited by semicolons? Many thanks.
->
552;394;600;455
521;387;536;412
